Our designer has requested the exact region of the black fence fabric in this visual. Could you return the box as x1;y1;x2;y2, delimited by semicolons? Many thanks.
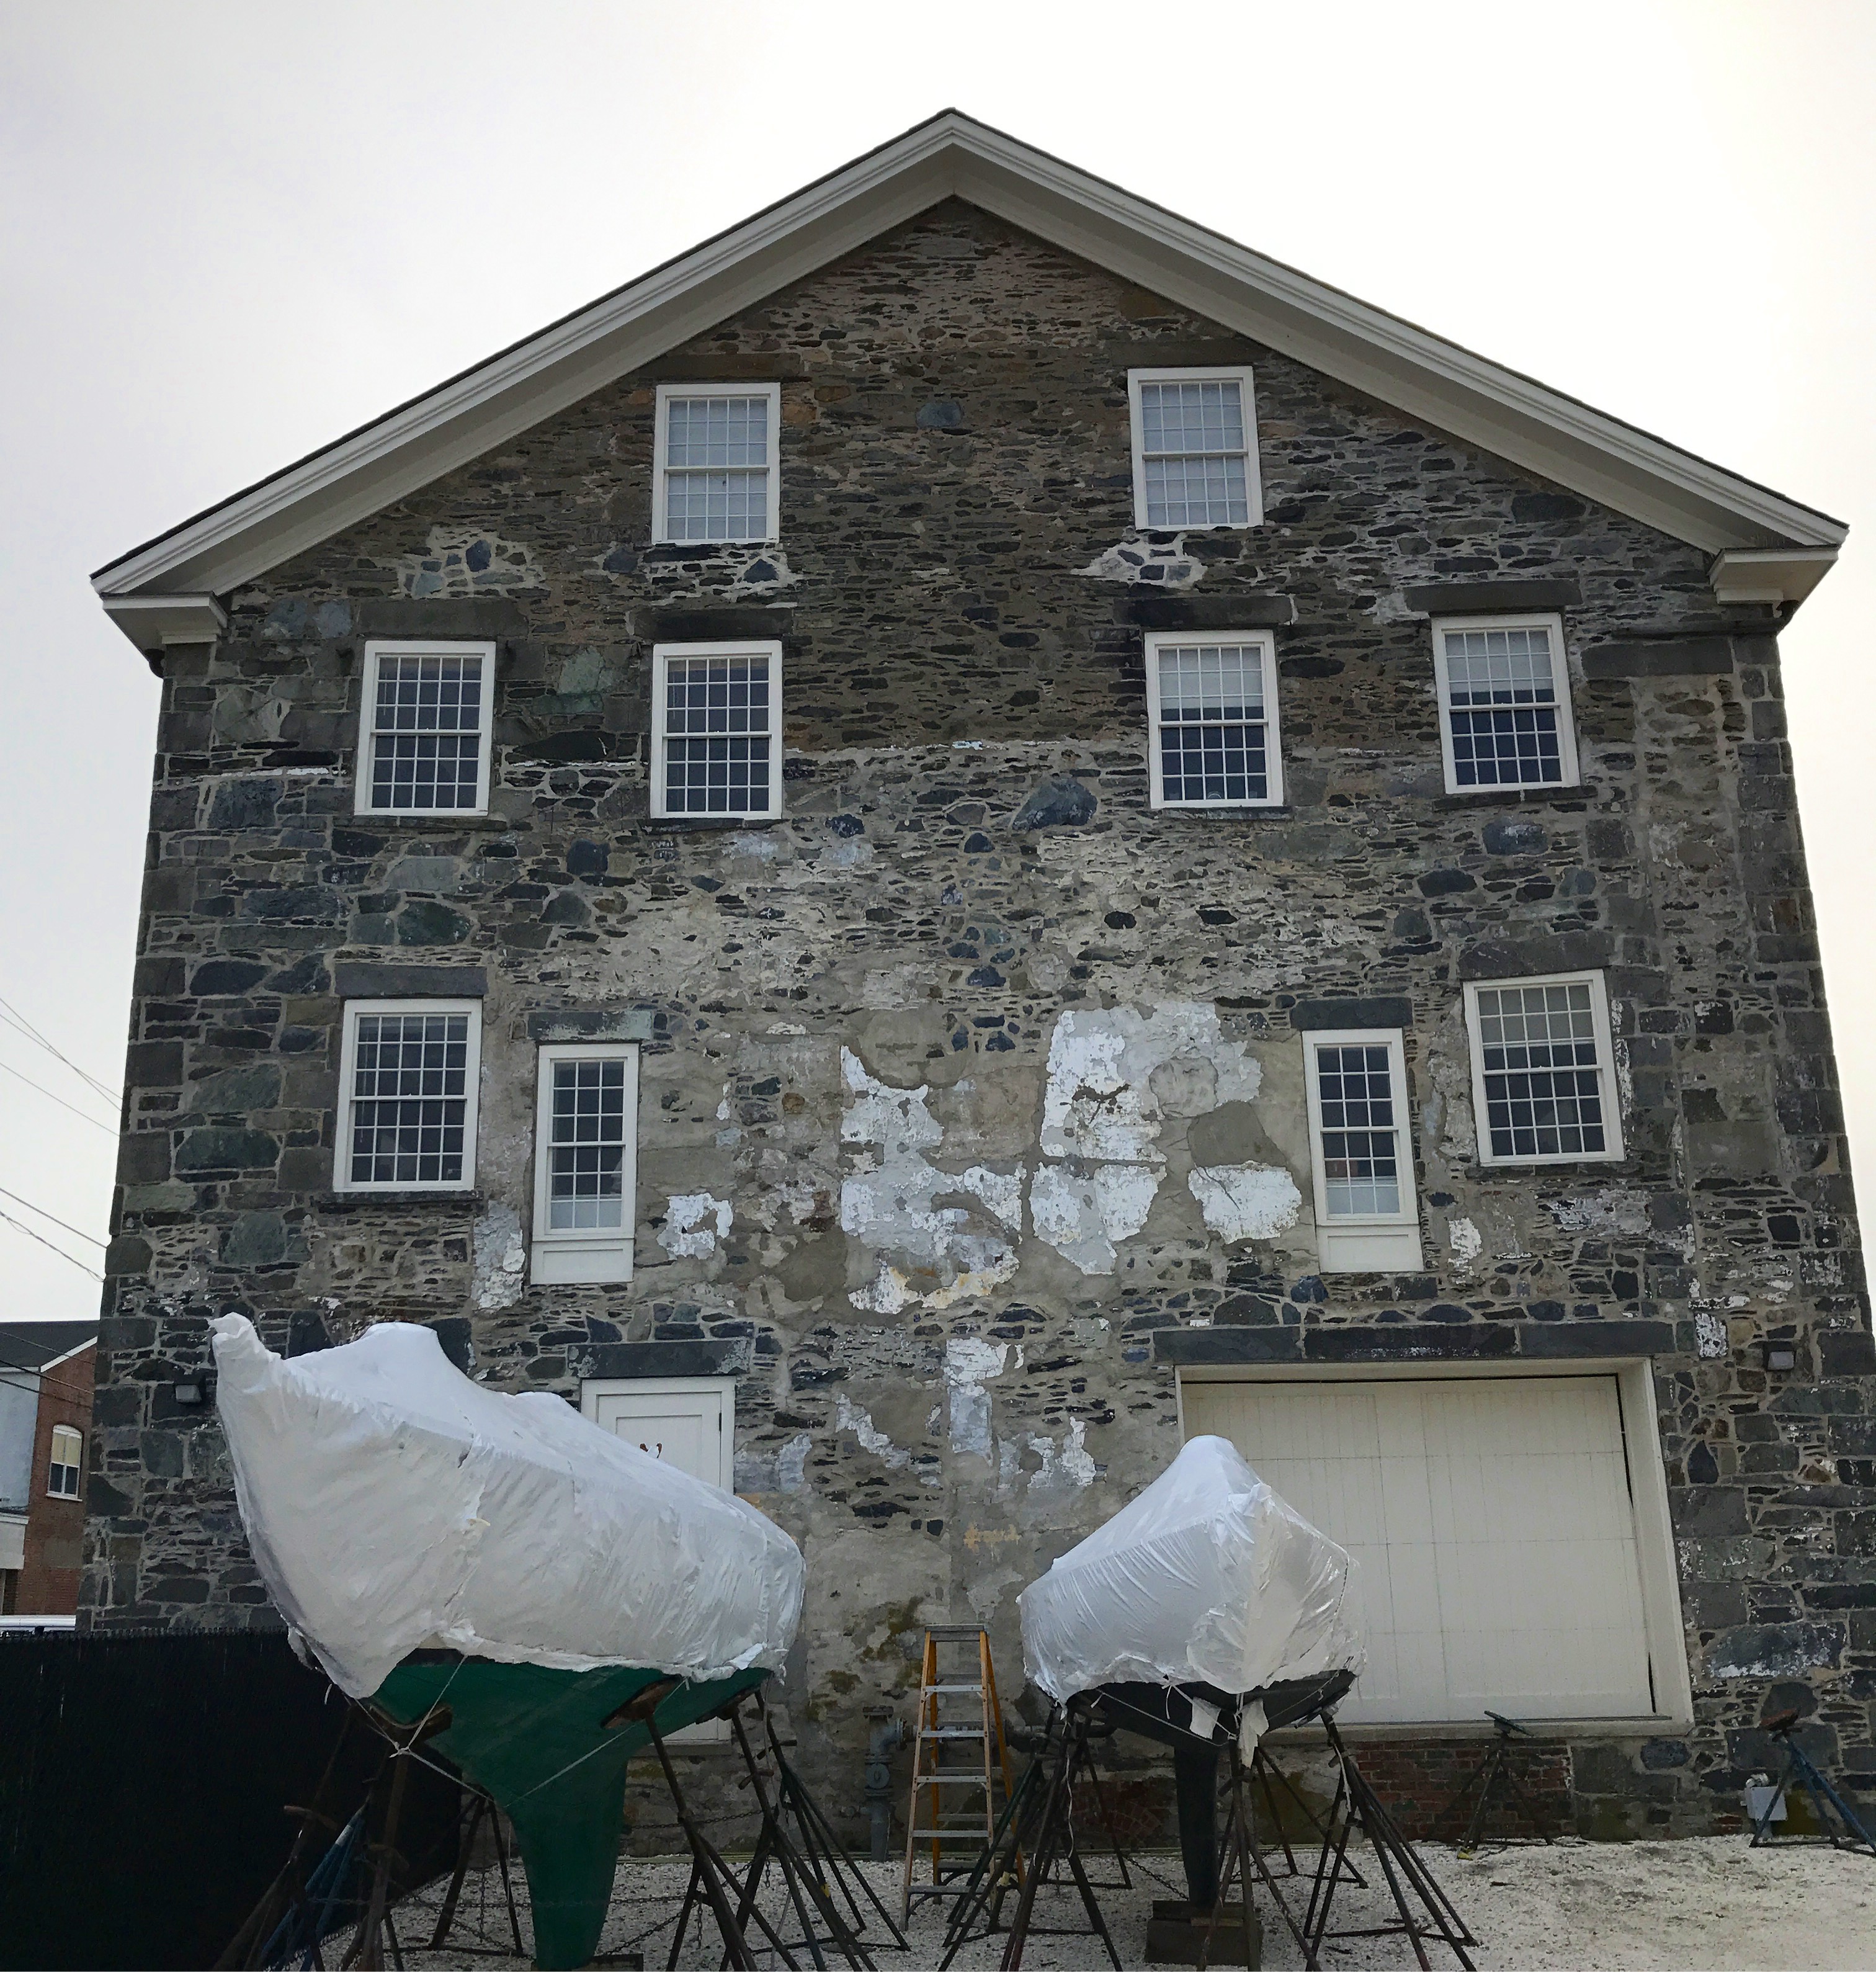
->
0;1629;456;1971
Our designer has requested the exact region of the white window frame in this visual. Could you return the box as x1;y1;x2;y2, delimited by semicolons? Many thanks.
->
354;640;498;818
531;1042;640;1285
47;1425;81;1499
650;640;785;822
333;998;482;1194
1143;629;1284;810
1431;612;1580;795
1464;970;1625;1168
1127;365;1264;531
1302;1028;1423;1273
652;382;782;545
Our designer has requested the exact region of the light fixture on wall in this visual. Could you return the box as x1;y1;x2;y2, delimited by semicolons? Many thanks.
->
1759;1339;1798;1374
173;1376;211;1407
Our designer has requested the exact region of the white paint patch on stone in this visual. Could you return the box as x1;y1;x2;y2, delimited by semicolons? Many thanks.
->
836;1395;909;1469
824;835;875;871
1078;534;1203;588
945;1337;1009;1459
1030;1162;1161;1274
1188;1164;1302;1244
730;831;778;861
1447;1216;1484;1268
776;1433;811;1494
1547;1191;1651;1237
386;526;543;598
839;1048;1024;1312
471;1203;526;1311
647;544;802;601
659;1193;733;1259
1695;1311;1728;1361
1041;1004;1260;1163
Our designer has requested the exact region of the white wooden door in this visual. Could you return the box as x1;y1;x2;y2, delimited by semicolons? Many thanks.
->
581;1376;737;1741
583;1378;733;1490
1181;1375;1655;1723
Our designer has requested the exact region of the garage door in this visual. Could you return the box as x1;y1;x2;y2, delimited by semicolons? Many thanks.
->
1181;1376;1655;1724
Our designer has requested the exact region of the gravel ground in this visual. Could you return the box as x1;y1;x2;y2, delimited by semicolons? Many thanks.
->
396;1838;1876;1971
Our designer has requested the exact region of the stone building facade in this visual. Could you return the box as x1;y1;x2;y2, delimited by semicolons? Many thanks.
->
86;119;1870;1839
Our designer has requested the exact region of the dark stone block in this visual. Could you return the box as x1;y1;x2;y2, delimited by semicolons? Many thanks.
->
1639;1739;1689;1770
1418;867;1476;897
1673;1487;1749;1536
117;1133;171;1185
174;1127;279;1175
1012;778;1097;830
574;1337;753;1379
1457;931;1615;981
397;900;472;944
566;838;609;877
333;962;487;999
1289;997;1413;1032
1483;819;1548;856
1519;1319;1674;1358
525;1005;659;1042
1152;1327;1301;1365
356;599;524;637
204;777;281;831
1819;1329;1876;1378
1581;637;1735;679
1402;579;1582;614
1705;1622;1844;1678
429;1317;474;1373
640;607;790;642
1303;1325;1517;1363
104;1235;153;1277
218;1212;295;1268
1117;594;1297;629
512;730;622;764
916;399;965;429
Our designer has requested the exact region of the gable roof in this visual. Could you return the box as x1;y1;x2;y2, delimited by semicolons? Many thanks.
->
0;1321;97;1378
94;110;1844;643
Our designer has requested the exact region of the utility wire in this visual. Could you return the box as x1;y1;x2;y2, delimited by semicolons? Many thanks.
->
0;1059;117;1135
0;993;118;1106
0;1183;107;1250
0;1206;105;1281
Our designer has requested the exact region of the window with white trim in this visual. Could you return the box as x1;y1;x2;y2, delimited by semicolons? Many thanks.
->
1145;630;1283;809
653;383;780;544
651;640;783;820
334;1000;481;1192
532;1043;639;1284
355;642;496;817
47;1425;81;1499
1432;614;1579;793
1464;972;1624;1167
1127;367;1262;529
1303;1029;1423;1272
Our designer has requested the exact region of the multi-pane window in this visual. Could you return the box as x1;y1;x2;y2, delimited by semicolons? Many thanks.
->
1128;367;1262;530
651;641;783;820
654;383;780;544
334;1000;481;1192
1145;631;1282;809
1465;973;1624;1167
1432;614;1579;792
47;1424;81;1499
532;1043;639;1284
357;641;496;817
1304;1029;1423;1272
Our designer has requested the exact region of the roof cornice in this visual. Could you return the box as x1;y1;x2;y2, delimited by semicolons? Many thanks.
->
92;110;1844;629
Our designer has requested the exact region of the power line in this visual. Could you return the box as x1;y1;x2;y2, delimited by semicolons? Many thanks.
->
0;993;118;1106
0;1206;104;1281
0;1059;117;1135
0;1183;106;1250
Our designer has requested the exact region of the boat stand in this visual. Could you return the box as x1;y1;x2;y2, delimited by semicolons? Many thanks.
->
1432;1712;1558;1856
1238;1744;1364;1887
1748;1706;1876;1857
937;1698;1121;1972
1301;1713;1476;1972
1196;1742;1319;1971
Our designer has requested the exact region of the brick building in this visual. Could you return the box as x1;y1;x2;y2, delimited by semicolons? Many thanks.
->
0;1322;96;1617
83;114;1870;1835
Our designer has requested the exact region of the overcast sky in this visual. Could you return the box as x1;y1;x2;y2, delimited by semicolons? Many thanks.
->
3;1;1872;1324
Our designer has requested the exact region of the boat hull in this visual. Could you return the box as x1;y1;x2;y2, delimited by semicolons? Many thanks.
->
372;1654;767;1969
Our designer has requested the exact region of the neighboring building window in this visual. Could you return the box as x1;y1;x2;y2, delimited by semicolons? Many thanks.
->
356;640;497;817
334;1000;481;1192
1127;367;1262;529
653;383;780;544
1144;630;1283;809
47;1425;81;1499
1431;614;1579;792
532;1043;640;1284
651;641;784;820
1464;972;1624;1167
1303;1028;1423;1272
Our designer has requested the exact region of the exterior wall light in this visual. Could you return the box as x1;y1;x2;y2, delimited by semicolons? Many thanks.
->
1760;1340;1798;1374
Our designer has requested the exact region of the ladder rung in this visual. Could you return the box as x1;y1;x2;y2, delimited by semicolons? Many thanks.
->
921;1728;987;1739
913;1775;993;1786
927;1682;984;1694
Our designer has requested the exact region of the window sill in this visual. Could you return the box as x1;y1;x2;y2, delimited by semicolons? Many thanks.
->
317;1190;484;1212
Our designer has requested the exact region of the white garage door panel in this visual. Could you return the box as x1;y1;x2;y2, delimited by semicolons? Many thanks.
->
1182;1377;1655;1724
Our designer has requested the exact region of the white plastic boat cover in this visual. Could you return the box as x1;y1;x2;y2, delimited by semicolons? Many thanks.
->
1018;1435;1362;1703
210;1314;805;1698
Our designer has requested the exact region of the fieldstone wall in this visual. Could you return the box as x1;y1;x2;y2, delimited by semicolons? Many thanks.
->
87;200;1872;1837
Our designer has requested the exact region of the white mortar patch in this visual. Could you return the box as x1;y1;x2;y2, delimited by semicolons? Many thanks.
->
471;1203;526;1311
386;526;543;598
777;1433;812;1494
945;1337;1009;1459
1447;1216;1484;1268
1078;535;1203;588
836;1395;910;1470
1547;1190;1651;1237
1030;1162;1161;1273
659;1193;733;1259
1188;1163;1302;1244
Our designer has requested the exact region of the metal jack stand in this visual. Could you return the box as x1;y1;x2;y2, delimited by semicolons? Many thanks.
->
1239;1746;1365;1887
1197;1741;1316;1971
938;1699;1121;1972
1434;1711;1557;1857
1303;1713;1477;1972
424;1788;527;1956
1749;1706;1876;1857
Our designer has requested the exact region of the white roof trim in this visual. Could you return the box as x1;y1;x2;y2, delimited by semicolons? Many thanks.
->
92;112;1844;624
1709;547;1839;609
102;594;228;652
